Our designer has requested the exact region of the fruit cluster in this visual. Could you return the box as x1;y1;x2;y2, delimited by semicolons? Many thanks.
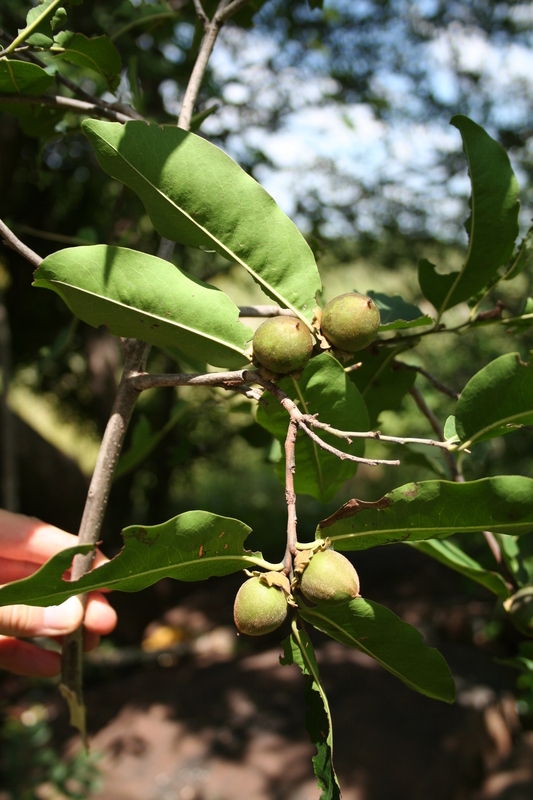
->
252;292;381;375
233;548;360;636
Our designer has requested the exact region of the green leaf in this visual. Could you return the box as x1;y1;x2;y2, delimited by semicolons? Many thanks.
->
411;539;511;599
33;245;252;369
367;292;434;331
443;415;459;443
81;120;322;325
52;32;122;92
318;477;533;550
0;512;275;608
256;353;369;502
496;533;533;587
505;226;533;281
298;598;455;703
23;0;67;48
280;627;341;800
418;116;520;317
455;351;533;449
347;346;416;427
0;60;55;94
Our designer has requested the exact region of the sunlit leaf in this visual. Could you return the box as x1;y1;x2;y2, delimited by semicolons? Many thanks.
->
455;351;533;448
419;116;520;316
298;598;455;702
33;245;252;369
82;120;322;324
281;628;341;800
53;32;122;91
411;539;511;598
318;477;533;550
0;512;274;607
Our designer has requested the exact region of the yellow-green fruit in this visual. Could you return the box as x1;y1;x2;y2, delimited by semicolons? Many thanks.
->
233;576;288;636
300;549;360;604
321;292;380;352
507;587;533;636
252;316;314;374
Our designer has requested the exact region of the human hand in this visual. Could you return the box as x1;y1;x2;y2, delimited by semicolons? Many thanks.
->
0;509;117;678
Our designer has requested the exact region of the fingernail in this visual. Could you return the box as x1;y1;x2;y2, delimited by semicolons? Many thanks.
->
43;596;82;632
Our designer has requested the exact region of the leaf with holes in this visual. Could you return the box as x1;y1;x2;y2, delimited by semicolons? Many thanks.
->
0;512;277;608
318;477;533;550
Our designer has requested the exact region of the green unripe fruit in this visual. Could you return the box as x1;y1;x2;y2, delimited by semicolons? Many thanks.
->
300;549;360;604
506;587;533;637
321;292;380;352
233;575;288;636
252;316;314;374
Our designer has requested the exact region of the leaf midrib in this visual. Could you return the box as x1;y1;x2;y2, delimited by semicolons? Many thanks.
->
94;131;311;328
45;278;249;357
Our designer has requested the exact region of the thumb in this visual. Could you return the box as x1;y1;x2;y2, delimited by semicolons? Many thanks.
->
0;596;84;638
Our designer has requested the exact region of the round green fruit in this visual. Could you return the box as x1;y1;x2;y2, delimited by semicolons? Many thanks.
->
233;575;288;636
252;316;314;374
299;549;360;604
507;587;533;637
320;292;380;352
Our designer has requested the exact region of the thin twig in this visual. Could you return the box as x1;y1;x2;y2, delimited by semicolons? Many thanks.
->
0;94;137;124
129;368;253;391
0;219;42;268
178;0;250;129
393;361;460;400
239;305;295;317
60;339;150;739
254;373;400;467
409;385;461;479
193;0;211;29
0;27;143;120
283;420;298;576
298;416;453;450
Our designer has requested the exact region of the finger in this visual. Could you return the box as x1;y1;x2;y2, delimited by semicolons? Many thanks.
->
84;592;117;635
83;630;101;652
0;557;39;583
0;596;84;638
0;509;109;568
0;636;61;678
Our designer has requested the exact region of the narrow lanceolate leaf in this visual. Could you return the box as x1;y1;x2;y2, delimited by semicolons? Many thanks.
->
33;245;252;369
81;119;322;325
53;32;122;92
455;351;533;449
411;539;511;599
256;353;369;502
418;116;520;317
298;599;455;703
366;292;434;331
281;628;341;800
0;512;276;608
317;477;533;550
